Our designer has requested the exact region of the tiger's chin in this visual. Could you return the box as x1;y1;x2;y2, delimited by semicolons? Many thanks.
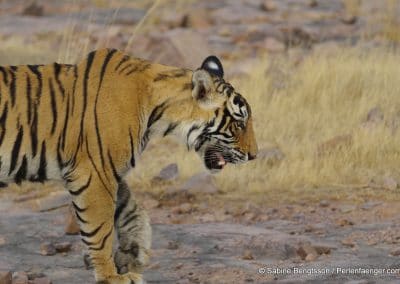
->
203;148;227;173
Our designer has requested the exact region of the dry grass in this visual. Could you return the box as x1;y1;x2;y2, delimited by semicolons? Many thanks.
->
1;1;400;205
129;47;400;204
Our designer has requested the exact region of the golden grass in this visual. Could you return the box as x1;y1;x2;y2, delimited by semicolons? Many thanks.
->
2;1;400;205
129;47;400;204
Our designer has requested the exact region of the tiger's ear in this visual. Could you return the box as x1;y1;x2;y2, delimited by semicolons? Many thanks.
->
192;69;223;110
201;55;224;78
192;70;212;101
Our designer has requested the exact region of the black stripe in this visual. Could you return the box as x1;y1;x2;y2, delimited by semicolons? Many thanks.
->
79;51;96;145
210;109;229;135
60;95;70;150
0;103;8;146
14;155;27;184
69;174;91;196
9;70;16;106
107;150;120;182
0;182;8;188
153;69;188;82
27;65;42;99
187;124;200;142
125;63;151;76
36;141;47;181
9;126;23;175
53;63;65;98
114;183;130;222
48;78;58;134
28;65;41;157
129;130;135;167
0;67;8;85
26;74;32;123
88;227;113;251
120;211;138;228
75;211;87;224
195;136;207;152
163;122;179;137
118;63;133;74
71;65;78;115
30;110;38;157
147;101;167;129
85;135;115;202
114;55;129;71
80;222;104;238
94;49;117;167
72;201;87;213
81;238;94;246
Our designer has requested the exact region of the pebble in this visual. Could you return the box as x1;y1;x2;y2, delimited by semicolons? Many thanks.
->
336;219;354;227
390;248;400;256
341;238;356;247
260;0;277;12
242;250;254;260
319;200;329;207
12;272;28;284
54;242;72;253
153;163;179;182
40;242;57;256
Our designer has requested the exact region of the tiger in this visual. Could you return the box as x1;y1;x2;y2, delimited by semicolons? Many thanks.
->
0;48;258;283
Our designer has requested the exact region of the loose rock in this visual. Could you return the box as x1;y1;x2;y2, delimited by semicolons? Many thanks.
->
242;250;254;260
319;200;329;207
336;219;354;227
305;253;318;261
54;242;72;253
12;271;28;284
260;1;277;12
153;163;179;182
22;2;44;17
390;248;400;256
341;14;357;25
40;242;56;256
297;244;318;260
308;0;318;7
0;271;12;284
341;238;356;247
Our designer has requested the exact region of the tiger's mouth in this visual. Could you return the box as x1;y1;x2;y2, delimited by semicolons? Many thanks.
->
204;147;227;171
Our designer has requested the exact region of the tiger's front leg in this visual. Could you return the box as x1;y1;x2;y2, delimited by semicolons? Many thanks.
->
66;165;143;284
114;182;152;275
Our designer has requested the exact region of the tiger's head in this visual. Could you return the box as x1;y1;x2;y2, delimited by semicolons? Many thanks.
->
189;56;258;172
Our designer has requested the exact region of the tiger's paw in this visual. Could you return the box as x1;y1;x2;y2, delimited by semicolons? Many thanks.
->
114;244;150;274
96;272;144;284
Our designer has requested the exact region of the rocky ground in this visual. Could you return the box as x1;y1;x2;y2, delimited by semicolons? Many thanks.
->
1;179;400;284
0;0;398;67
1;0;400;283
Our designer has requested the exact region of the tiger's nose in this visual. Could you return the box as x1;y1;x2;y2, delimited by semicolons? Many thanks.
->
248;153;256;160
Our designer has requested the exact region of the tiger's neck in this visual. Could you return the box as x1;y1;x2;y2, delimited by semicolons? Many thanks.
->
137;67;207;153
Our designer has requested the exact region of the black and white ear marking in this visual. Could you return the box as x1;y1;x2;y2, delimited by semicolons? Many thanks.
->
201;55;224;78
